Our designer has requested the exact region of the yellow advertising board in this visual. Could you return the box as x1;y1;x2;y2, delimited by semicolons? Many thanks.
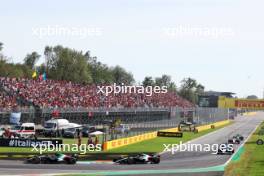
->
218;96;264;109
103;131;157;150
196;119;230;132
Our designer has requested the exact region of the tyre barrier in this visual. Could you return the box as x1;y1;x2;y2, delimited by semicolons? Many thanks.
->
256;139;264;145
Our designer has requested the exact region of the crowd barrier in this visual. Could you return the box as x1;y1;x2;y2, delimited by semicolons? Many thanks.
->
196;119;230;132
103;131;157;150
103;119;230;151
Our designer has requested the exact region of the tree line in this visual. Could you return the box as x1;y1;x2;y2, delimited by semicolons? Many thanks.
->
0;42;205;104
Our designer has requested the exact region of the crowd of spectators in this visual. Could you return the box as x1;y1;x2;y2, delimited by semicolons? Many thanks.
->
0;77;194;109
0;91;17;111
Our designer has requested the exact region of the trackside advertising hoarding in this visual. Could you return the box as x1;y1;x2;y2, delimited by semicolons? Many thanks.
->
218;96;264;109
0;138;62;147
157;131;183;138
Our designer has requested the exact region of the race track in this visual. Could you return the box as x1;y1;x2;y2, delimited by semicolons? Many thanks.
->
0;112;263;176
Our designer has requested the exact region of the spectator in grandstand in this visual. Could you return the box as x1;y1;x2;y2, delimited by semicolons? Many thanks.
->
0;77;194;109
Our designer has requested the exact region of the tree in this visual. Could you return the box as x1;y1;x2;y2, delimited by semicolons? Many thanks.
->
0;61;31;78
154;74;177;91
142;76;154;87
0;42;3;51
180;77;197;90
155;74;171;87
196;84;205;94
87;55;114;84
0;44;138;85
179;77;204;104
168;82;177;91
44;45;136;84
0;45;35;77
44;45;92;83
0;42;5;61
247;95;258;99
111;65;134;85
24;52;41;69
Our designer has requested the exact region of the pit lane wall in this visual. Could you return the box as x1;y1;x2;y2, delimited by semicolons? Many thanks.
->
103;119;230;151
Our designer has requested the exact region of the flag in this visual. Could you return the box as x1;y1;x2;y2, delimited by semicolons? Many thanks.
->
42;72;47;81
39;74;43;81
32;70;37;79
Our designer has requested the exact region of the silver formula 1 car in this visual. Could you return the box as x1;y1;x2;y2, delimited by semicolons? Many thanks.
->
25;153;78;164
113;154;160;164
217;143;234;155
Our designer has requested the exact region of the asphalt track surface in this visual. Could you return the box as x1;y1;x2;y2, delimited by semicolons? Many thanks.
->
0;112;263;176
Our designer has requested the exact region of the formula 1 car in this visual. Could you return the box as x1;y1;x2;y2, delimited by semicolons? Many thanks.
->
233;134;244;141
228;134;244;144
25;153;78;164
217;143;234;155
228;137;241;144
178;121;197;132
113;154;160;164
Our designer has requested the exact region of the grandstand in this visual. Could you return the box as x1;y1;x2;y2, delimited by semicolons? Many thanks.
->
0;77;194;109
0;77;198;126
0;91;17;111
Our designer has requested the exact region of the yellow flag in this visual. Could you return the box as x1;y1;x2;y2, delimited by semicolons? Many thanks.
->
32;71;37;78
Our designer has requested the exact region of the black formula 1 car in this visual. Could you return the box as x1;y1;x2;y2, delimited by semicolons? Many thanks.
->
217;143;234;155
233;134;244;141
228;137;241;144
113;154;160;164
25;153;78;164
228;134;244;144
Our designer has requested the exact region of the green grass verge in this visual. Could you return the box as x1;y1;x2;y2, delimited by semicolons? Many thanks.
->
224;122;264;176
105;123;232;153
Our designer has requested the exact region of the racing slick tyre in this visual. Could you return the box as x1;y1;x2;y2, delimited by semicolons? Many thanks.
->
151;157;160;164
127;157;134;164
30;156;41;164
256;139;264;145
42;157;50;164
113;157;122;163
66;158;77;164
